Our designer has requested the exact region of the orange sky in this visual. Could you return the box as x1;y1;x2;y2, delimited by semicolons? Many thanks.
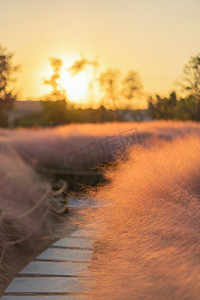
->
1;0;200;107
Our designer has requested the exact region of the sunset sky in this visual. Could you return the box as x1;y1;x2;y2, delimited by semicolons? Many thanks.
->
1;0;200;107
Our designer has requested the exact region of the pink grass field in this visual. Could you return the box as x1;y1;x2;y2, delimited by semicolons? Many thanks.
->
84;130;200;299
0;120;200;170
1;121;200;297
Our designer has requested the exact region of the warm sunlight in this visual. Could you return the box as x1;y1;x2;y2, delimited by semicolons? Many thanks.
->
59;70;89;103
1;1;200;298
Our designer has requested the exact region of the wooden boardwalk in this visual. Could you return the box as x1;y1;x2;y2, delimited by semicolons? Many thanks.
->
2;198;97;300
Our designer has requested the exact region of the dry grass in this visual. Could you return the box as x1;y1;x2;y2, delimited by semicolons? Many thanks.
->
0;145;51;292
1;121;200;296
84;133;200;299
1;121;200;171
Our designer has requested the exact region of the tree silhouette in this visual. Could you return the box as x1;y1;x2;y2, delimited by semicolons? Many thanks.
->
148;92;178;120
43;57;66;101
181;53;200;100
99;69;121;109
121;71;143;109
0;46;19;127
42;57;68;125
69;58;98;76
99;69;143;109
0;46;19;103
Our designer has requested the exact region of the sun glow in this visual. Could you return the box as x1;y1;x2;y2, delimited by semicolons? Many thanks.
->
59;71;89;103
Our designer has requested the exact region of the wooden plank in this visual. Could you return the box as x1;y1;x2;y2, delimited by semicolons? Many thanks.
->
36;248;92;262
53;238;94;250
20;261;90;276
71;229;96;239
4;277;89;294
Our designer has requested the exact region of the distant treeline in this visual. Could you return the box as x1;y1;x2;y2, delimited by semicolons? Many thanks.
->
13;92;200;128
2;94;200;128
148;92;200;121
12;101;148;127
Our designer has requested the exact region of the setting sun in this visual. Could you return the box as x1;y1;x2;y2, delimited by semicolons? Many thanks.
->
59;70;89;104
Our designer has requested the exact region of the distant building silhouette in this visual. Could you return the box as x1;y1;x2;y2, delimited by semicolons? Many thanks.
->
8;100;43;126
